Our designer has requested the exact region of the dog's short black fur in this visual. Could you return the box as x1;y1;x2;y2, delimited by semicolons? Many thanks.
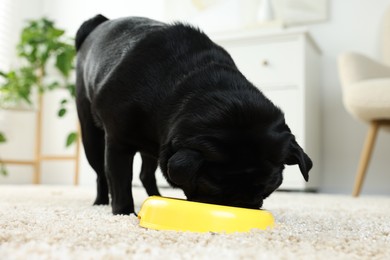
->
75;15;313;215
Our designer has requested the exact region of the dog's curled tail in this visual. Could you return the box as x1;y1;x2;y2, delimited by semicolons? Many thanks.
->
75;14;108;51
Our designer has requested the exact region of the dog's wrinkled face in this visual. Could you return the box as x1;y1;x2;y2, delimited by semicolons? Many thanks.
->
159;88;313;209
161;118;312;209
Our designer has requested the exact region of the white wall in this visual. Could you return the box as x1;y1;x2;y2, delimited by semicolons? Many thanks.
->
42;0;165;38
1;0;390;195
0;0;166;187
40;0;167;187
0;0;45;185
308;0;390;195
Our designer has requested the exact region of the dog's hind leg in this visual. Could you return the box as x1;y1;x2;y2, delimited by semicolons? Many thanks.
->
104;140;136;215
140;153;160;196
76;94;109;205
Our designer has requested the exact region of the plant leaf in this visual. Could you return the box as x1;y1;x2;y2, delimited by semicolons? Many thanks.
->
0;67;35;107
66;132;77;147
0;132;6;143
67;83;76;98
55;45;75;77
58;108;66;117
46;81;60;90
0;164;7;176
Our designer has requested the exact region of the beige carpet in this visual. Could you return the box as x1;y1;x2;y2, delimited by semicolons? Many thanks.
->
0;185;389;259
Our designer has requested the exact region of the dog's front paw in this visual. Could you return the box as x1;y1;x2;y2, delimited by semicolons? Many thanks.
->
93;195;109;205
112;203;135;215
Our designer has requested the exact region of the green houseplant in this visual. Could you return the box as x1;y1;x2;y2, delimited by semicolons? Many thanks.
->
0;18;77;175
0;133;5;175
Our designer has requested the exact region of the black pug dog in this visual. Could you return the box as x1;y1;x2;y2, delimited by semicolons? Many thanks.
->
75;14;312;215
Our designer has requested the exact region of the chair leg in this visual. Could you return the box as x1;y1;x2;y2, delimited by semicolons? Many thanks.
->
352;121;380;197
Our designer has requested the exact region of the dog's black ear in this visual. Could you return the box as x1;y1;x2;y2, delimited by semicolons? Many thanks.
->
284;139;312;182
168;149;203;185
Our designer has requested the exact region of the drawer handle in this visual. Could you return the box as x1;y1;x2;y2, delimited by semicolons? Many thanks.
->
261;60;269;66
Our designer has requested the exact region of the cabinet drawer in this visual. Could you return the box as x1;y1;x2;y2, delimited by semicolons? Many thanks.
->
280;165;307;190
223;40;302;86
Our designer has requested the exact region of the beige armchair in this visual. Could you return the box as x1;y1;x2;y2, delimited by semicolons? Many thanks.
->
338;8;390;196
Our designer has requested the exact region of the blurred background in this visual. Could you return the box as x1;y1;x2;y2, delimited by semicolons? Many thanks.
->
1;0;390;196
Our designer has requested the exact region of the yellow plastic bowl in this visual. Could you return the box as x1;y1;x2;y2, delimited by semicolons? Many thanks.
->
138;196;274;233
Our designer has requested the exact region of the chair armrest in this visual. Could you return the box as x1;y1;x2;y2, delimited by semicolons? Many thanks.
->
338;52;390;87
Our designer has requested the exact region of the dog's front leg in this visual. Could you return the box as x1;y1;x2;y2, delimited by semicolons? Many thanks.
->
105;139;135;215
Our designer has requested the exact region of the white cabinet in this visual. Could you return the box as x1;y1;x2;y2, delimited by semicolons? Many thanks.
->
213;29;321;191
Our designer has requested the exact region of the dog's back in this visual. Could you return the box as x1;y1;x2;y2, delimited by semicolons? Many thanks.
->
76;16;166;101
